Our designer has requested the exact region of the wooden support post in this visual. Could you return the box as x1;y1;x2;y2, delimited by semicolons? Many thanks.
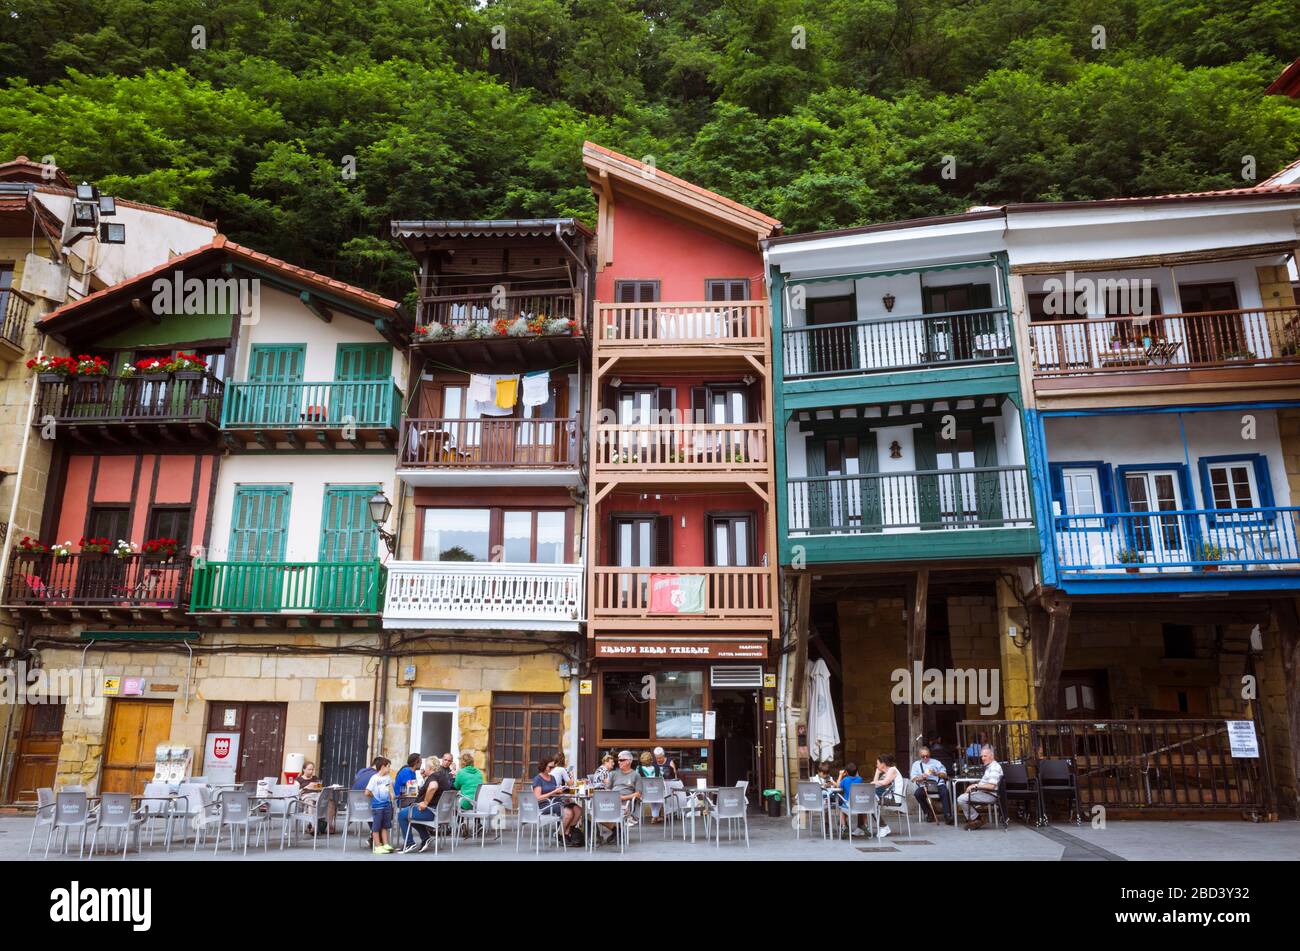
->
906;569;929;762
1274;597;1300;818
791;572;811;710
1033;591;1072;719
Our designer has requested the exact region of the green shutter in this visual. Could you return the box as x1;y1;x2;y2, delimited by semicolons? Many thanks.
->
973;423;1004;527
333;344;392;426
246;345;304;426
806;438;828;531
913;428;940;529
318;485;379;611
859;434;883;533
227;485;291;612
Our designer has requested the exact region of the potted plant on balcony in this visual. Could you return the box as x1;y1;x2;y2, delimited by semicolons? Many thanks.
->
1117;548;1144;573
135;356;170;376
16;536;48;555
166;353;208;380
546;318;575;336
50;540;73;558
142;537;179;562
414;321;451;342
507;316;532;337
1221;348;1257;362
79;536;111;558
1196;542;1224;572
112;539;137;560
26;354;76;382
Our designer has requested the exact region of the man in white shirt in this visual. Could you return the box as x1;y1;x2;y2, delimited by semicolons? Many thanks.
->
957;744;1003;830
909;745;952;823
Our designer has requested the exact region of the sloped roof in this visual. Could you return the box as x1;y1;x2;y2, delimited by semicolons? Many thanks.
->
583;141;780;241
392;219;594;240
40;234;400;336
1266;58;1300;97
0;156;73;188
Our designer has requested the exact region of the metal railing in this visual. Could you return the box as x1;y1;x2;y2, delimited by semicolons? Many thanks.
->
399;417;579;468
1054;507;1300;575
190;560;386;613
957;720;1264;813
1;286;34;348
589;566;775;620
595;300;768;346
593;422;768;470
783;307;1013;379
384;561;583;627
418;289;578;334
4;552;190;608
222;380;400;430
1029;306;1300;377
34;374;224;426
787;466;1033;534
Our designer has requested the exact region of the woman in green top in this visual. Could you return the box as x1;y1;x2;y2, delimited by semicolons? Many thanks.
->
453;751;485;809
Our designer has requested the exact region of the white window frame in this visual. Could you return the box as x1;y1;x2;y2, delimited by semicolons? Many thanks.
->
410;690;460;761
1206;462;1258;514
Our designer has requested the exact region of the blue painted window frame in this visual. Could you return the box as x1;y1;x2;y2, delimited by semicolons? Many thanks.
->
1196;453;1275;526
1047;461;1116;530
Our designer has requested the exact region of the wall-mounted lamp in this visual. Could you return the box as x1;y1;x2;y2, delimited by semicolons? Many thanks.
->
742;374;755;386
368;490;397;555
610;377;622;389
882;293;896;312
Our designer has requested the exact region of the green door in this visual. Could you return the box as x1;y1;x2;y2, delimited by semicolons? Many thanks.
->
334;344;392;427
318;485;379;610
228;485;291;610
247;344;304;426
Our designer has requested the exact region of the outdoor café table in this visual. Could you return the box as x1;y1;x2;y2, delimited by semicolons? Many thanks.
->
951;776;981;829
683;786;722;843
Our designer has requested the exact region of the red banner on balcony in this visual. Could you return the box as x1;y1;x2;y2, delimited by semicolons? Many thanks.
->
649;574;706;614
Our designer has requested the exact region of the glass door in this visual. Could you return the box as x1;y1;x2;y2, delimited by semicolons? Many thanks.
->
1124;471;1185;565
612;516;654;608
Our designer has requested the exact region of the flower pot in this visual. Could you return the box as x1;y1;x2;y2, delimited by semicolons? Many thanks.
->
37;373;64;384
172;370;203;381
1125;567;1140;574
1202;564;1218;573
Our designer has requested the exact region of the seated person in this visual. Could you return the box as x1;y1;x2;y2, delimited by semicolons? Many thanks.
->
910;745;952;823
869;754;900;837
532;756;583;846
835;762;864;836
958;745;1004;831
598;750;644;843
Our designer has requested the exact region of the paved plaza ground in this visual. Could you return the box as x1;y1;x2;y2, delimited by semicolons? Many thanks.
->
3;811;1297;862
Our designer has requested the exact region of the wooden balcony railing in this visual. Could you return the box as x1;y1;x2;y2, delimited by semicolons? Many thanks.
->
1054;507;1300;576
418;289;578;334
34;374;224;427
384;561;583;628
787;466;1034;535
1;286;34;348
190;560;386;613
4;552;190;609
1029;306;1300;378
399;417;580;468
222;380;399;430
784;307;1013;379
595;301;768;347
589;566;774;621
593;423;767;472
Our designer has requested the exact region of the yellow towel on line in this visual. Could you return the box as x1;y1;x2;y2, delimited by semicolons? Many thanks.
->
495;377;518;408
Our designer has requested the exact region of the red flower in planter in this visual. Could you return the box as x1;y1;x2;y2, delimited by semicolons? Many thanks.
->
79;536;111;553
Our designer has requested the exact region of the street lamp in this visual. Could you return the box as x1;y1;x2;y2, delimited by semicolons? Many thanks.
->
368;490;396;554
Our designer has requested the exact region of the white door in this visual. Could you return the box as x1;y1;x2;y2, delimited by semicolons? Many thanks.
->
1124;470;1185;566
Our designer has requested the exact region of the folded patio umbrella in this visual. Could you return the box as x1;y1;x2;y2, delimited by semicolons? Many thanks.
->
808;658;840;763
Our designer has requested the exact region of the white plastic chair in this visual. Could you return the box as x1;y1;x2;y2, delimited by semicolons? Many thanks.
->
89;792;146;859
44;791;97;859
462;783;501;847
712;786;749;847
29;788;56;853
340;790;373;851
516;791;565;853
879;775;914;838
793;782;831;839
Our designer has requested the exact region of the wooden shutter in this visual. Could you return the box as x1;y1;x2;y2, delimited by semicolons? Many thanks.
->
913;429;940;529
653;515;673;566
320;486;378;561
973;423;1004;526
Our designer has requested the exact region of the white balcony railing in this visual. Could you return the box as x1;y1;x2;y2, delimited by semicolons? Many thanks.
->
382;561;584;631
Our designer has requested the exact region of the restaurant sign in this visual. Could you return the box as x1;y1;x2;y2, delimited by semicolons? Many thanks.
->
594;639;767;660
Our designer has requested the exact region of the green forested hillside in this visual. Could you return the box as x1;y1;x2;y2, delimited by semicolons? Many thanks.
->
1;0;1297;296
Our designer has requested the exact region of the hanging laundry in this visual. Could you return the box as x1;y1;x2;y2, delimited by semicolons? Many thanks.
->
521;370;550;407
467;374;492;406
495;375;519;409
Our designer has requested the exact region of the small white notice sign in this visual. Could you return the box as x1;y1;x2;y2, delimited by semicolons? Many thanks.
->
704;711;717;740
1225;720;1259;758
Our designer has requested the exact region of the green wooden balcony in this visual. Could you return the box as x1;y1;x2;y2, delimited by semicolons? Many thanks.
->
221;380;401;450
190;560;386;622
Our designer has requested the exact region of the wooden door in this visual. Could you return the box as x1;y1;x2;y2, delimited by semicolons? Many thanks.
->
7;702;65;802
102;699;173;794
238;702;287;782
1179;282;1242;364
320;702;370;788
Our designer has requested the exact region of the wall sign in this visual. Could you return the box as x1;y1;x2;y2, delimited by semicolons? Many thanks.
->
1225;720;1259;758
594;639;767;660
102;677;120;696
579;679;593;695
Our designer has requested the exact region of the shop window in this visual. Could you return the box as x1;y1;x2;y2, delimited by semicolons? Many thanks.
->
489;692;563;781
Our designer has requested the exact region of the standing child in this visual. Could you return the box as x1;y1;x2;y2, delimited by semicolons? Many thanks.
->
365;756;394;854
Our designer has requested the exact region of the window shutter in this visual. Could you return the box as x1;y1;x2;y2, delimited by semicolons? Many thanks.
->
1098;464;1117;527
1251;455;1276;520
690;387;707;425
913;428;940;529
859;433;882;532
654;515;673;566
656;387;675;424
745;379;763;423
973;423;1003;526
